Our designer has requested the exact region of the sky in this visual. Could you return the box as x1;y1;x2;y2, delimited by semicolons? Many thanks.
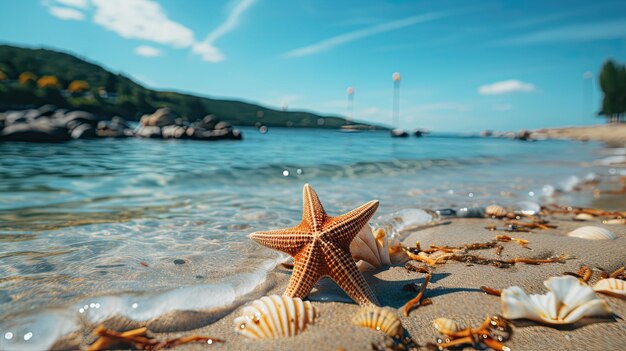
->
1;0;626;132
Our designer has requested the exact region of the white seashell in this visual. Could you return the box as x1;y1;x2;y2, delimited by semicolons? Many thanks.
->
352;307;403;337
567;226;616;240
432;318;460;334
514;201;541;216
234;295;318;339
573;213;595;221
501;276;612;325
593;278;626;300
485;205;507;218
603;218;626;225
351;226;408;270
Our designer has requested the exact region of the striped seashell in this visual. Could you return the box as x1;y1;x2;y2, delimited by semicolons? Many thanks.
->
593;278;626;300
352;307;403;337
501;276;612;325
573;213;595;221
351;226;408;271
485;205;507;218
432;318;460;335
234;295;318;339
567;226;616;240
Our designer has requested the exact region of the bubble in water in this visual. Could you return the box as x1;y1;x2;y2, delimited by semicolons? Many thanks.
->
528;191;535;197
4;332;13;340
132;303;138;309
296;169;303;175
282;170;289;177
24;332;33;341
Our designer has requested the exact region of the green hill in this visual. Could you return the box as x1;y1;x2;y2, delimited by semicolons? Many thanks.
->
0;44;384;129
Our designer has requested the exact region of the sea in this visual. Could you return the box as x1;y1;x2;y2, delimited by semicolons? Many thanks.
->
0;127;624;350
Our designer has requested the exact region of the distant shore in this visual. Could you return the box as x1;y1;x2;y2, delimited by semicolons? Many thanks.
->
532;124;626;147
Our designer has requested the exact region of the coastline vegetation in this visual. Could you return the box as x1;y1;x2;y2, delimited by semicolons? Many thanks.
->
599;59;626;123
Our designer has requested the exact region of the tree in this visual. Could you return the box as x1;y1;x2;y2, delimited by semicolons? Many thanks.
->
68;80;90;94
18;72;37;86
37;75;61;89
599;59;626;123
0;70;6;81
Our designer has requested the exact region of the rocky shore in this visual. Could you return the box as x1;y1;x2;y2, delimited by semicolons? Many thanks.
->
0;106;242;143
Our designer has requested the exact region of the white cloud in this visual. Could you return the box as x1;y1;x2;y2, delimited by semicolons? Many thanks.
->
92;0;195;48
194;0;257;62
54;0;89;9
478;80;535;95
284;12;446;58
492;103;512;111
134;45;162;57
49;6;85;20
498;19;626;45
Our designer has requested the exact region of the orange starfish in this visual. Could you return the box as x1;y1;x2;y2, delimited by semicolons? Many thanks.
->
249;184;380;306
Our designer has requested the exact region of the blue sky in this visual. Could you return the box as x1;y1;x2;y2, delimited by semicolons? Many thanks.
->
1;0;625;132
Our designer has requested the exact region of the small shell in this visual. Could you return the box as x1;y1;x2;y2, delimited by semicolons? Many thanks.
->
567;226;617;240
603;218;626;225
485;205;507;218
432;318;460;334
593;278;626;299
501;276;612;325
573;213;595;221
352;307;403;337
234;295;318;339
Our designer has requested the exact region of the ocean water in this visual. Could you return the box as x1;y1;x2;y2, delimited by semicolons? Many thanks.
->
0;128;623;350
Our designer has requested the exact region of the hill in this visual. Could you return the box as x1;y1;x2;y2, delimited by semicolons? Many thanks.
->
0;44;383;129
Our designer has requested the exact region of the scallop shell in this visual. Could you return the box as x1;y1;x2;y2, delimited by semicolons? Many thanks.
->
573;213;595;221
234;295;318;339
501;276;612;325
567;226;616;240
593;278;626;300
485;205;507;218
432;318;460;334
352;307;403;337
350;226;408;270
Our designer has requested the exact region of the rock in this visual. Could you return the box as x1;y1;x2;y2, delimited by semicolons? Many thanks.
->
135;125;162;138
214;121;231;130
62;111;101;127
140;108;177;127
173;259;186;265
161;125;187;139
5;111;27;125
96;117;131;138
0;122;70;143
69;123;96;139
37;104;58;117
197;115;218;130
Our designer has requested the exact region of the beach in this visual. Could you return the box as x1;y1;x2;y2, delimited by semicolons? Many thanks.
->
1;131;625;351
532;124;626;147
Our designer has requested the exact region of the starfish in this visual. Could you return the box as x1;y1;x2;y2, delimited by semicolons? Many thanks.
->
249;184;380;306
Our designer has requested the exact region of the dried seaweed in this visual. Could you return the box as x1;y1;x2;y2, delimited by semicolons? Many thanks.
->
480;286;502;297
87;325;223;351
402;273;432;316
426;315;512;351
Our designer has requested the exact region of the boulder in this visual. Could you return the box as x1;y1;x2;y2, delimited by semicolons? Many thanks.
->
197;115;218;130
140;108;177;127
62;111;101;127
135;125;162;138
0;122;70;143
69;123;96;139
161;125;187;139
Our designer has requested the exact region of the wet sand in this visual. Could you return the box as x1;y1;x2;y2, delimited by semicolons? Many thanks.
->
70;215;626;351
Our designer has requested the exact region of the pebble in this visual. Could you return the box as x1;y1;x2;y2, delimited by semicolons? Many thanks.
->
173;259;186;265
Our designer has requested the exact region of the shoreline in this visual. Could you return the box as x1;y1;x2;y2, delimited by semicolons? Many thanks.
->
531;124;626;147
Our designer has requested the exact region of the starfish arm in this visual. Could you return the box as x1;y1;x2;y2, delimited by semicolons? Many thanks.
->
249;226;312;256
301;184;327;232
321;240;380;306
321;200;379;248
284;240;326;298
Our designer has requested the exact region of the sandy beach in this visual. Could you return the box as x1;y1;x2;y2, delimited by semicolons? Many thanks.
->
532;124;626;147
58;212;626;351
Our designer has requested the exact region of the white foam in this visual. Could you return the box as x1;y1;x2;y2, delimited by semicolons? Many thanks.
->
0;255;284;351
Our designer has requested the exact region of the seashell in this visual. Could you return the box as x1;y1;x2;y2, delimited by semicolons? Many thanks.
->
351;226;408;270
234;295;318;339
603;218;626;225
501;276;612;325
573;213;595;221
352;307;403;337
567;226;616;240
514;201;541;216
593;278;626;300
485;205;507;218
432;318;460;334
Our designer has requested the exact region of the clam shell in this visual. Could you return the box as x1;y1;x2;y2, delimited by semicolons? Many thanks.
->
234;295;318;339
352;307;403;337
573;213;595;221
485;205;507;218
593;278;626;300
501;276;612;325
432;318;460;334
567;226;616;240
351;226;408;270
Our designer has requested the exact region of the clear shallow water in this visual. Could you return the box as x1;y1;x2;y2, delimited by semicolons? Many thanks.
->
0;128;622;350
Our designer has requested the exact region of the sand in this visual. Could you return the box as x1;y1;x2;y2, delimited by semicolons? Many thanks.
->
532;124;626;147
71;214;626;351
